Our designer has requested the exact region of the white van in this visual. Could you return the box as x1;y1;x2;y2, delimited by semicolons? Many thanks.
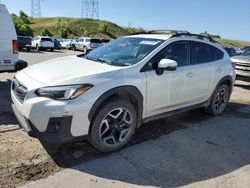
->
0;4;26;72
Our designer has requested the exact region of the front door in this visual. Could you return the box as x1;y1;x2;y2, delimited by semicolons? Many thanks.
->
144;40;191;117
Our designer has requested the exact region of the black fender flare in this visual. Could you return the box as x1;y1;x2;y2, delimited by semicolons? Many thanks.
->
88;85;144;126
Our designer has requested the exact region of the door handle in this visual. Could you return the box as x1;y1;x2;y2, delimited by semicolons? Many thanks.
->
186;72;193;77
216;69;223;73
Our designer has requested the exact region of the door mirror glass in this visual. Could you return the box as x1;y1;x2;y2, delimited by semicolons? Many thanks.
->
158;58;177;71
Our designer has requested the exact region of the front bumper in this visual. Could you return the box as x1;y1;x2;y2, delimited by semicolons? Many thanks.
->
11;76;92;143
12;103;86;143
235;69;250;77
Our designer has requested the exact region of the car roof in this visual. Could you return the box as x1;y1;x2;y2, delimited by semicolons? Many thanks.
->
126;34;172;40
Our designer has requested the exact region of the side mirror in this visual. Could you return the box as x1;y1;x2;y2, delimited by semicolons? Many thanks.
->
158;58;177;71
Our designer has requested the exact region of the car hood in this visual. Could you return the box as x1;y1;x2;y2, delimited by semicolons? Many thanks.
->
22;55;121;86
231;56;250;64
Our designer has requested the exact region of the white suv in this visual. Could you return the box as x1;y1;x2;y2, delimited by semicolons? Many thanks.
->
31;36;54;51
11;31;235;152
72;37;102;53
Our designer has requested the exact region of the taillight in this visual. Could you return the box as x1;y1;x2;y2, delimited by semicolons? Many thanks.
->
12;40;18;54
231;62;236;70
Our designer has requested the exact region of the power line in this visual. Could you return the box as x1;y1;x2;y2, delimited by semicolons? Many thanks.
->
31;0;42;18
81;0;99;19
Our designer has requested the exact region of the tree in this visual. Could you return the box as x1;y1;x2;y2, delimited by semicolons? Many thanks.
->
98;23;108;33
12;11;34;36
60;27;68;38
19;10;30;24
41;27;53;37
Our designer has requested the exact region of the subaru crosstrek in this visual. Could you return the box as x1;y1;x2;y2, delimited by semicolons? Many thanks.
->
11;31;236;152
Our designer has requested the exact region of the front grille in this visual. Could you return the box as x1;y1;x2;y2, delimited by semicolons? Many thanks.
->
12;78;27;103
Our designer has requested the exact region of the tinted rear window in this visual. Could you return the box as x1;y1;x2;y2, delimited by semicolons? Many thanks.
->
191;41;213;64
90;39;102;43
212;46;224;60
41;38;52;42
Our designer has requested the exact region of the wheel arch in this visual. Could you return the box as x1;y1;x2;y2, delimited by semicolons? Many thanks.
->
88;85;144;128
206;75;234;107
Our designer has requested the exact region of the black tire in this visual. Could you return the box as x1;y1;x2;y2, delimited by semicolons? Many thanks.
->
72;45;76;51
26;47;31;52
205;84;230;115
83;46;87;54
50;48;54;52
36;44;40;51
89;98;137;152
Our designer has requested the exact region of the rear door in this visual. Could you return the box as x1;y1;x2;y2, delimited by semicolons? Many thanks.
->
185;41;213;104
0;4;18;71
76;38;84;50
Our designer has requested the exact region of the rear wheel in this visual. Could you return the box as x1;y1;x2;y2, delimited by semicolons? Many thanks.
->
205;84;230;115
90;98;137;152
50;48;54;52
83;46;87;54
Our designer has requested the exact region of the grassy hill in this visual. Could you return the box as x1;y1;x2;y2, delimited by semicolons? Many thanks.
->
24;17;250;48
28;17;143;39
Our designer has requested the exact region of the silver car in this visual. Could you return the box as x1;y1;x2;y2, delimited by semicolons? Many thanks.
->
72;37;102;53
231;50;250;78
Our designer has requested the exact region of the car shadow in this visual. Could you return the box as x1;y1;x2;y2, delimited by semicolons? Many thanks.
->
0;79;18;125
40;101;250;187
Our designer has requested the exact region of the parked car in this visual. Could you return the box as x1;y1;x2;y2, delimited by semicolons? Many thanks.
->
242;46;250;53
11;31;235;152
101;39;110;45
31;36;54;51
17;36;32;52
224;47;236;57
0;4;27;72
72;37;102;53
60;39;76;50
52;38;61;49
231;50;250;78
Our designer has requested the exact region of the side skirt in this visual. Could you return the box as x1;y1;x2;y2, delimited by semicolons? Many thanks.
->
142;101;208;124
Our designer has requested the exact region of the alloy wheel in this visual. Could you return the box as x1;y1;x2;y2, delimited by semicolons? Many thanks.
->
99;108;133;146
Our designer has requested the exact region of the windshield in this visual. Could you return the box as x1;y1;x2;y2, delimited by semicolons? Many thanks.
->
86;37;164;66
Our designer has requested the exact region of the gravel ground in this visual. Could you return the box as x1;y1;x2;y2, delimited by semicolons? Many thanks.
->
0;51;249;188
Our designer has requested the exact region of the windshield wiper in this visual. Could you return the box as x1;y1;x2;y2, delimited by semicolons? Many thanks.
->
96;57;113;65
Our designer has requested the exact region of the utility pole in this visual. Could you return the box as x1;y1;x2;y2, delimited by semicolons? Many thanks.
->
81;0;99;19
31;0;42;18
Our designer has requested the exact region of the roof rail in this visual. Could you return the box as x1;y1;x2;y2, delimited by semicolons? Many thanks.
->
147;30;190;34
130;30;218;44
131;29;190;35
171;33;216;43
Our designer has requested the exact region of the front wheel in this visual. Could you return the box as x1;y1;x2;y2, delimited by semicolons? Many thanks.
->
90;98;137;152
36;44;40;51
205;84;230;115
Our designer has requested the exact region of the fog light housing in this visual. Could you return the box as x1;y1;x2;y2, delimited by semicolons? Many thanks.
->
47;118;62;133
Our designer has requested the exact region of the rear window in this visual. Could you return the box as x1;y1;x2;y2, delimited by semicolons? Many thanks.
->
90;39;102;43
191;41;213;64
41;38;52;42
212;46;224;60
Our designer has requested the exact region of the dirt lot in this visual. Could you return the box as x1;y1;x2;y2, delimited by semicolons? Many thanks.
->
0;51;249;188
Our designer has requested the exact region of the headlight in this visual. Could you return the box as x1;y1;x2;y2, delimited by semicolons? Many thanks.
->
35;84;93;100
